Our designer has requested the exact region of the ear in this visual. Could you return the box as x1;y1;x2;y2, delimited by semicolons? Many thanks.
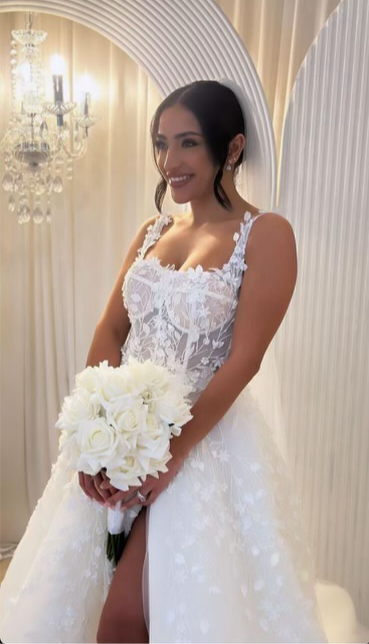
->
228;133;245;162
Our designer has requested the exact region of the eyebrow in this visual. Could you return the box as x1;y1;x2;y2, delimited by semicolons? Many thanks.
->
155;131;203;140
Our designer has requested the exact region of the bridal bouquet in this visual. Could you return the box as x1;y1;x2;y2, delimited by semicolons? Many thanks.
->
55;356;193;566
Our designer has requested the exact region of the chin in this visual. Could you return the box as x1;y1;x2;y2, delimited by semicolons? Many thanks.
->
172;195;191;204
171;190;194;204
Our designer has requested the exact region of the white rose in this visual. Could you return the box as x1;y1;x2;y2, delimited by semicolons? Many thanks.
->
96;365;131;404
105;393;141;420
108;400;147;435
145;411;164;436
151;390;193;429
75;365;101;394
91;364;146;412
124;357;171;396
134;412;169;458
137;431;171;461
76;417;121;474
106;453;145;491
55;390;98;432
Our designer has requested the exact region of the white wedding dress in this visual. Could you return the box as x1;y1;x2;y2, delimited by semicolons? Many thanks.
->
0;210;329;643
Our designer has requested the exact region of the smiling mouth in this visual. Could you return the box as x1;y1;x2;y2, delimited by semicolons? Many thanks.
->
169;175;194;188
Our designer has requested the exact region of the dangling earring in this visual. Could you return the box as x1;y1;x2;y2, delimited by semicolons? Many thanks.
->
226;158;234;171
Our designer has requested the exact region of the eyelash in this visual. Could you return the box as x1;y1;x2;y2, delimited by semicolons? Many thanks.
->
154;139;197;150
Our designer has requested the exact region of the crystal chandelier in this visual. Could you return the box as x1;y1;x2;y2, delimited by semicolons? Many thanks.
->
0;12;98;224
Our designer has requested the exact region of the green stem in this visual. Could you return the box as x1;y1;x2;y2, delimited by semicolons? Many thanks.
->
106;531;128;567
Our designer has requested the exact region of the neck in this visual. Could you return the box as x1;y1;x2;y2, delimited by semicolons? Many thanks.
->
186;174;252;226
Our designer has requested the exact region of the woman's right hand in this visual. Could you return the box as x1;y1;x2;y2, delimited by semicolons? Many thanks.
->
78;470;112;506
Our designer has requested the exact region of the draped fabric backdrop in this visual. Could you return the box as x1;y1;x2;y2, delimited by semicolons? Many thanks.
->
2;0;367;627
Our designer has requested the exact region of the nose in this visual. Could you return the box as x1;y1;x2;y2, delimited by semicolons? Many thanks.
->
162;146;180;175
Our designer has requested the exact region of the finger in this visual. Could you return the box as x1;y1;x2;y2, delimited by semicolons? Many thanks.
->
84;473;106;505
142;492;154;507
107;485;144;507
99;470;117;491
120;495;148;510
79;472;94;500
93;472;111;502
105;490;130;507
78;472;91;498
100;480;117;493
121;486;155;509
120;493;145;510
99;471;117;495
78;471;84;488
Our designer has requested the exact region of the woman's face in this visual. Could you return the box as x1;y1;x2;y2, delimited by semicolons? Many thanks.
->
154;105;219;204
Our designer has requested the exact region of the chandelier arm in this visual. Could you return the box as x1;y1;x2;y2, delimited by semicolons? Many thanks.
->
60;139;88;160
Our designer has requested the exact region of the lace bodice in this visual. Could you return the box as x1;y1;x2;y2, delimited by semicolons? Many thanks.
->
121;210;266;403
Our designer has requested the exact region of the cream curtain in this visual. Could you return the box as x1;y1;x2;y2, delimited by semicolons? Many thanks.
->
0;10;166;540
5;0;367;624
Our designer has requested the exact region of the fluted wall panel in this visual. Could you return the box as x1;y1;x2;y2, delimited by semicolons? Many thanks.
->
277;0;369;625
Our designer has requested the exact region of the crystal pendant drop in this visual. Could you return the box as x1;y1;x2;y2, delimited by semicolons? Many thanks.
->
8;195;16;212
2;173;14;192
33;206;44;224
20;204;31;223
52;176;63;193
14;173;23;191
46;174;53;194
35;178;46;195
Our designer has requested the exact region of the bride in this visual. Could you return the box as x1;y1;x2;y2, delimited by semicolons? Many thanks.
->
0;79;328;643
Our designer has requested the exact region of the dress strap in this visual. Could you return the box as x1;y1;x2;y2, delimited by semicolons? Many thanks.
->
137;213;172;261
224;210;268;287
240;210;268;255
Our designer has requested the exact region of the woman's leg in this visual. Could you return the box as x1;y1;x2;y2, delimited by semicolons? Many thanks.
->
96;506;149;643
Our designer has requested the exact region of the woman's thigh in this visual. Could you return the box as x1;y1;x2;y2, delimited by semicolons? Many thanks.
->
97;506;148;643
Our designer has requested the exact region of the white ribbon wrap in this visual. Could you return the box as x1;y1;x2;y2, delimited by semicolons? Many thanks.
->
107;500;142;535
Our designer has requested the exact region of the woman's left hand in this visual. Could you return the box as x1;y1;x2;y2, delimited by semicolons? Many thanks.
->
100;437;190;508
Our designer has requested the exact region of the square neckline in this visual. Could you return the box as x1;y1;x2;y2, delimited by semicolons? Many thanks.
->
139;209;265;276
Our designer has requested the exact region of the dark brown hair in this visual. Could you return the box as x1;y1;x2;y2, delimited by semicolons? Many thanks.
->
150;80;246;213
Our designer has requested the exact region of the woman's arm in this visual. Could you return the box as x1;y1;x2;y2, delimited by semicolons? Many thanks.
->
85;214;158;369
171;212;297;459
79;214;158;503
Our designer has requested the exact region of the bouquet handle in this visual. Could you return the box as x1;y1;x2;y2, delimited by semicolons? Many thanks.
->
106;501;142;567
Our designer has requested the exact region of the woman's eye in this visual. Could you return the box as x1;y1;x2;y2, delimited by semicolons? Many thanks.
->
154;139;197;150
182;139;197;147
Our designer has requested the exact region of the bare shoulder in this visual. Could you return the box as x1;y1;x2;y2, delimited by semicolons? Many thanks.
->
247;211;297;267
136;213;160;238
119;214;160;266
229;211;297;370
252;211;295;239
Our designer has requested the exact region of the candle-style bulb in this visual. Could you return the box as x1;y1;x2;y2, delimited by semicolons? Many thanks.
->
50;54;65;76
